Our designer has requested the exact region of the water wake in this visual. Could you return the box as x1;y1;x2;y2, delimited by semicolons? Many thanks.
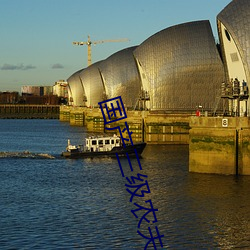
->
0;151;55;159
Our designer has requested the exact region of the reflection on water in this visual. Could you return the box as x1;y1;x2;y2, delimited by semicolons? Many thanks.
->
140;145;250;249
0;120;250;249
186;174;250;249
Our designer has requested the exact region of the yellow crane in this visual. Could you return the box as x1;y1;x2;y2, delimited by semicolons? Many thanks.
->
73;35;129;66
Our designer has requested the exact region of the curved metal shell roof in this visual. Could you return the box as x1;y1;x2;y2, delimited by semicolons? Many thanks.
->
134;20;225;111
67;69;85;106
99;46;141;109
217;0;250;83
79;61;105;108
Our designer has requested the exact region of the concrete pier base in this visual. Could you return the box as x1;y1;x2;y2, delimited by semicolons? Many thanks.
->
59;106;190;144
60;107;250;175
59;106;71;122
189;117;250;175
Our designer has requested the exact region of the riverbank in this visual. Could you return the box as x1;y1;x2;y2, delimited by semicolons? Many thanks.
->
0;104;59;119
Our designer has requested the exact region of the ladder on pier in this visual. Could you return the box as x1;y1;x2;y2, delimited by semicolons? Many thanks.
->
212;88;222;116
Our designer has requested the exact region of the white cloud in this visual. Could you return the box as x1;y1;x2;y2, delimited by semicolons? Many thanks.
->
51;63;64;69
1;63;36;70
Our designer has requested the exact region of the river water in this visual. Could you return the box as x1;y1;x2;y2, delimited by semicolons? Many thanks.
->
0;119;250;249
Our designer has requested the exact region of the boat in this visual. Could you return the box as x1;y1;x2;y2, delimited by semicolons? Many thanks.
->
61;134;146;158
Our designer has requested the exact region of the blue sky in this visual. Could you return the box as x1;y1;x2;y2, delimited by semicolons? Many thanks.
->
0;0;231;92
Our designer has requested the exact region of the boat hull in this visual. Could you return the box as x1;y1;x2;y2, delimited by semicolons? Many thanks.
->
62;142;146;159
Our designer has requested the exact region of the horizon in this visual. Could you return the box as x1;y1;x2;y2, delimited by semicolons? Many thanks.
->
0;0;232;92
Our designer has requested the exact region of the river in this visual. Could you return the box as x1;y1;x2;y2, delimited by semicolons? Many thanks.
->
0;119;249;249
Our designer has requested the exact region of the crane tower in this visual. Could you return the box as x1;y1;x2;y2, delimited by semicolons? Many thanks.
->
73;35;129;66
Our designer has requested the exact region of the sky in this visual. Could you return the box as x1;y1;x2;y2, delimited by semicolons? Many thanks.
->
0;0;232;92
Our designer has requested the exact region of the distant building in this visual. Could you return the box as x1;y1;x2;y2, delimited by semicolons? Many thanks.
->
43;86;53;96
22;95;59;105
52;80;68;98
21;86;40;96
0;92;19;104
20;85;59;105
21;86;53;96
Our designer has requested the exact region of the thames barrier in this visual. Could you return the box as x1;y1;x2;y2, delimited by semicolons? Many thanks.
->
59;105;250;176
63;0;250;175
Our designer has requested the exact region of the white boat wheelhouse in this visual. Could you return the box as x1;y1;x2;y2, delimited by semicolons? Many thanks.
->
85;134;121;152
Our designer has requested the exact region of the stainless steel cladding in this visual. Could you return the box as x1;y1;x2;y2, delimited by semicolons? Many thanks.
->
67;69;85;106
79;61;104;108
217;0;250;116
68;21;228;112
217;0;250;88
99;46;141;109
133;20;225;111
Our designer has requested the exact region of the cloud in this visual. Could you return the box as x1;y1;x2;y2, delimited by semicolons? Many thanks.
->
23;64;36;70
1;63;36;70
51;63;64;69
